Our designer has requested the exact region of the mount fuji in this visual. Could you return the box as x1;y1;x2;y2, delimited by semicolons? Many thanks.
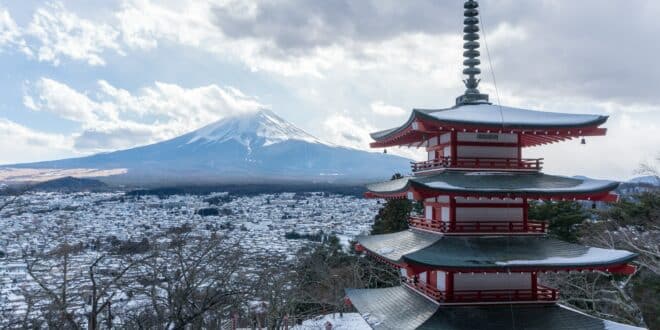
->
3;110;411;185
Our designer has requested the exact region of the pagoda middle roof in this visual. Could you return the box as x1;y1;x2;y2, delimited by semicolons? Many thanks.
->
370;103;608;147
345;286;644;330
366;171;619;200
356;230;636;271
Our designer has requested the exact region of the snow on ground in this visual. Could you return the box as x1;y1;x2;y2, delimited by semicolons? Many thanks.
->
293;313;370;330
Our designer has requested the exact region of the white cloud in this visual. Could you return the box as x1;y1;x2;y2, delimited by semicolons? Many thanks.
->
0;6;30;55
24;78;264;152
321;113;423;160
24;2;122;66
0;7;19;46
0;119;73;164
370;101;406;117
505;95;660;180
322;114;375;150
24;78;104;123
117;0;218;50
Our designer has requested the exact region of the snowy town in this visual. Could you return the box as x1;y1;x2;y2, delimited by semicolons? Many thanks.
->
0;190;380;326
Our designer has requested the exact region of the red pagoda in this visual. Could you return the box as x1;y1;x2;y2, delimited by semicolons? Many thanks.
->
346;1;643;329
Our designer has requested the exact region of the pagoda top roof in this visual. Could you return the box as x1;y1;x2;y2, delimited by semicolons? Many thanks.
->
356;230;636;271
370;104;608;148
345;286;643;330
365;171;619;201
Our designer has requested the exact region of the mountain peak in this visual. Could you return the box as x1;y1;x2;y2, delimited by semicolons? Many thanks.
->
187;109;327;148
3;109;411;185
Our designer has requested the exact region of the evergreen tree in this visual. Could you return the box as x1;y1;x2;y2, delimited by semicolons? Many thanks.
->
370;173;416;235
528;201;588;243
371;199;412;234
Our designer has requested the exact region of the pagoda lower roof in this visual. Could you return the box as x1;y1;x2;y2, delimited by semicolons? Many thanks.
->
370;104;608;148
345;286;643;330
365;171;619;201
356;230;636;271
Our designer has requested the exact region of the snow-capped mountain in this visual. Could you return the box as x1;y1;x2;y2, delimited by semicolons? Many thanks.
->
4;110;411;185
188;110;328;149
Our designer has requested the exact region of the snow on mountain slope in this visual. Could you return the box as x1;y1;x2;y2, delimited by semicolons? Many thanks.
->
3;109;411;184
188;110;328;148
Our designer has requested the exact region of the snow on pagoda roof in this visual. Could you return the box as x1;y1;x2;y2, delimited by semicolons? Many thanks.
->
356;230;440;262
366;171;619;200
345;286;438;330
356;230;636;271
346;286;644;330
371;103;608;141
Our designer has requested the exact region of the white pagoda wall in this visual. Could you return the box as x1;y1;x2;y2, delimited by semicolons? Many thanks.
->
454;197;524;223
425;132;523;161
453;273;532;291
425;133;452;160
456;145;518;159
422;196;529;224
423;196;451;223
436;271;446;291
457;132;517;143
456;132;518;159
455;208;523;222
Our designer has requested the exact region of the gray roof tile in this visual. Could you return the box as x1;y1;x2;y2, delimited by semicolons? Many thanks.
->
346;286;644;330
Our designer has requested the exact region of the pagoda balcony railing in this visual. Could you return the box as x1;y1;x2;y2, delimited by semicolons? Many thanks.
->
411;157;543;172
448;285;558;303
409;216;547;234
405;280;558;303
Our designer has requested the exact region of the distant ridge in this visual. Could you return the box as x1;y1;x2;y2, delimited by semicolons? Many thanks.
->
3;110;411;186
32;176;108;192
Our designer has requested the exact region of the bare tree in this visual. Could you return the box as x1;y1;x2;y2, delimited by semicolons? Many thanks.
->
250;255;297;329
84;253;145;329
288;239;399;324
636;152;660;177
22;219;81;329
20;217;145;329
0;185;30;217
125;231;249;329
542;271;646;326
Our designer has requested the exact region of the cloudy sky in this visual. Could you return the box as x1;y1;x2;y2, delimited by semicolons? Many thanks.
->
0;0;658;180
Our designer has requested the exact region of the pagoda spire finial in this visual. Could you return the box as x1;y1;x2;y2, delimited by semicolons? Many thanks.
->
456;0;490;105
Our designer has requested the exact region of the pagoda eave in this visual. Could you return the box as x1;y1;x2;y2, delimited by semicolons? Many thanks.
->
365;172;620;202
359;247;637;275
367;187;619;202
370;107;608;148
355;231;638;274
